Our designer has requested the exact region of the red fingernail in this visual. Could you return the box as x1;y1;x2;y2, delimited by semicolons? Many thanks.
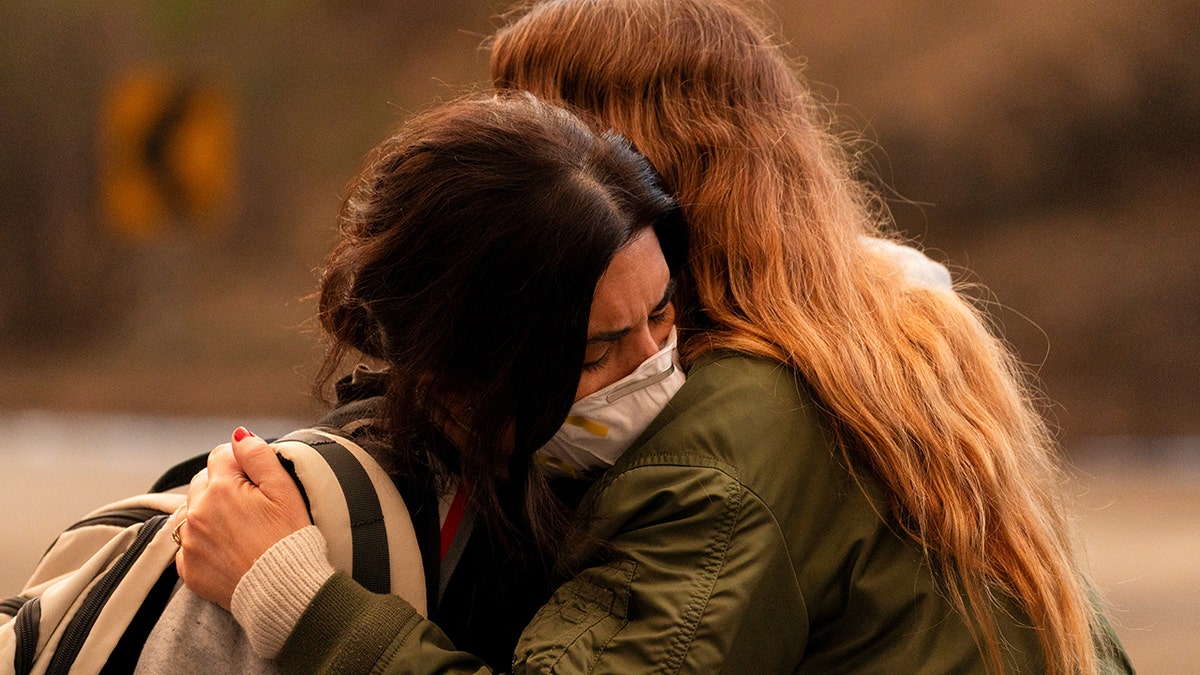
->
233;427;253;442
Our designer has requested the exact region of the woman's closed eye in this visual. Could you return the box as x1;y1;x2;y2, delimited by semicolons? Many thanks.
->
582;349;611;373
583;281;676;374
583;303;673;373
648;302;673;328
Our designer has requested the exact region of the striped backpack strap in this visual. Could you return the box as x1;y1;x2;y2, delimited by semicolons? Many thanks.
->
273;429;425;606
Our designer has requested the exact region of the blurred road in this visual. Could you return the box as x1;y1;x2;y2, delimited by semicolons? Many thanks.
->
1069;443;1200;675
2;411;1196;673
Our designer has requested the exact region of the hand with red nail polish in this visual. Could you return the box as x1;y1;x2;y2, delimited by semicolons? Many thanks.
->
176;427;309;610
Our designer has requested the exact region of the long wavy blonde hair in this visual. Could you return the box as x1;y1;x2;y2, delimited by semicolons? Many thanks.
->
491;0;1106;672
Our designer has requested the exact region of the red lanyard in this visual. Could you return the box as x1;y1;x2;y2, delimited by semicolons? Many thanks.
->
440;485;468;561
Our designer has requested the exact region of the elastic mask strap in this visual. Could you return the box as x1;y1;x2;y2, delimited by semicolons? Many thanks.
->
605;363;676;403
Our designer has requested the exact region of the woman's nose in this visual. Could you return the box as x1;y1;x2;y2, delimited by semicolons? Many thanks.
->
629;326;662;364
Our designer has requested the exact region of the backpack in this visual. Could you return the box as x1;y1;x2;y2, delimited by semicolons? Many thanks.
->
0;428;424;675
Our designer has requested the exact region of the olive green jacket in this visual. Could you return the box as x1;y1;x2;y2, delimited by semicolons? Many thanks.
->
278;352;1133;674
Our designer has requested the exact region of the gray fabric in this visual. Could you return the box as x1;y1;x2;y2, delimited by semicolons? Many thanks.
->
135;587;277;674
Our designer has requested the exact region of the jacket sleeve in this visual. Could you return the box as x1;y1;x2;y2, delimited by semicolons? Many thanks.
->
278;456;806;675
276;572;495;675
514;455;808;673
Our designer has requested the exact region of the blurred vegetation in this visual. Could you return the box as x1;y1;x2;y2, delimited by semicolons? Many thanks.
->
1;0;1197;444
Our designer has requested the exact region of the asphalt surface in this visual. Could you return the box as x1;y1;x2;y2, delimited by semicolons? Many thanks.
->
1;411;1195;673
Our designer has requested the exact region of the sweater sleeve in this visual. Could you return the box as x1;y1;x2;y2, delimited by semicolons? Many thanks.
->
231;525;335;660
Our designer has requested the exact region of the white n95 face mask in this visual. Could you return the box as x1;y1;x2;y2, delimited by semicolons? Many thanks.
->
535;328;685;479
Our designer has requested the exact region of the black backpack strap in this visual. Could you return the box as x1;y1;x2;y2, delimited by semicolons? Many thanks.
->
147;433;286;494
277;430;391;595
98;563;179;675
148;453;210;493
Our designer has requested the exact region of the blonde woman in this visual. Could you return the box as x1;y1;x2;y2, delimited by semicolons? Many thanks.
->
180;1;1133;672
488;0;1132;672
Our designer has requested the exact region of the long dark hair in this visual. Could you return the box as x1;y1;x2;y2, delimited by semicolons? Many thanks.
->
316;91;683;559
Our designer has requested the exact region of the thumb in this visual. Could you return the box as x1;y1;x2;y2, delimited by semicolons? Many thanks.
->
230;428;294;497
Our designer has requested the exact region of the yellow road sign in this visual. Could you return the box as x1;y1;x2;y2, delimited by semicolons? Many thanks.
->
100;68;235;239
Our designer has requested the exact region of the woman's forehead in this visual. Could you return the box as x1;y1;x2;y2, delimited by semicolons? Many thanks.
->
588;229;669;333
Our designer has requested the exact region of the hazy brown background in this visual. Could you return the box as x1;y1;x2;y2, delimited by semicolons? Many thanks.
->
2;0;1196;439
1;1;1197;671
2;0;1196;442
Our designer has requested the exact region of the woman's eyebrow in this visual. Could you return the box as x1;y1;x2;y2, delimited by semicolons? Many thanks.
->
653;279;677;313
587;328;629;344
587;279;676;344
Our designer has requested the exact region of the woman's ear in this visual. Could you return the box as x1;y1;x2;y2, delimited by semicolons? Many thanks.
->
424;380;477;450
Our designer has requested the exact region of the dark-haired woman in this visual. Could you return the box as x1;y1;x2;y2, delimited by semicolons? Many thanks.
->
161;90;687;672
